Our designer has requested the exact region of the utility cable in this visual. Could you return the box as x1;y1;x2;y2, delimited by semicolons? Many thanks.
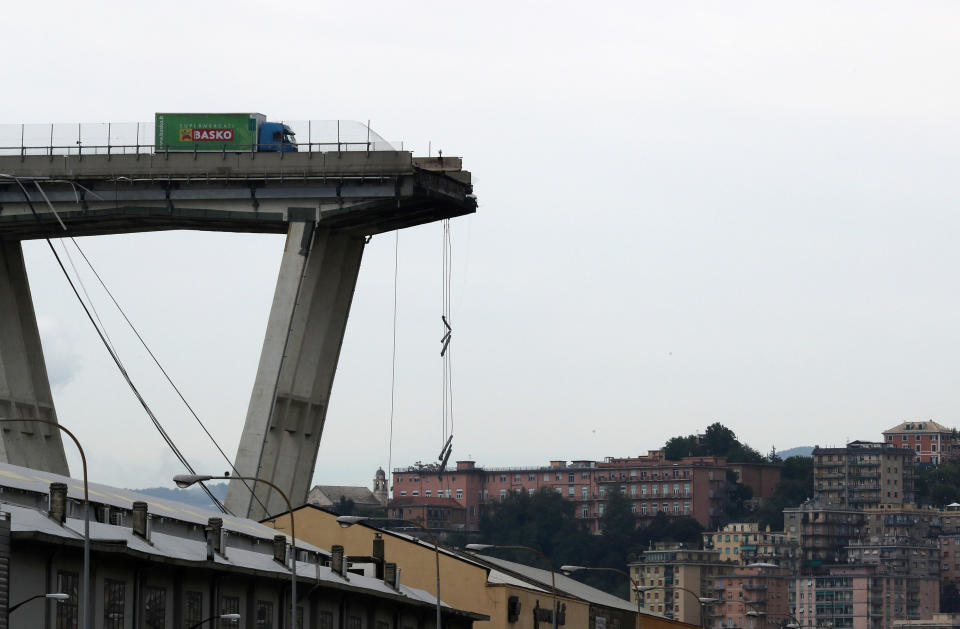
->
11;176;227;514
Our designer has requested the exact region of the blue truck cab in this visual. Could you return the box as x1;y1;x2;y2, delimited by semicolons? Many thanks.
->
259;121;298;152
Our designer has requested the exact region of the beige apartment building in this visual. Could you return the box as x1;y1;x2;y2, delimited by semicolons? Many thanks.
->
812;441;915;509
629;544;732;626
702;522;800;571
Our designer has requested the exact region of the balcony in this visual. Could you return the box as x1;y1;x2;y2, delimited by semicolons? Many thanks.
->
742;584;768;591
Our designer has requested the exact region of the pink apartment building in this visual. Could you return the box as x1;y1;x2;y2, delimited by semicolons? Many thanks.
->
392;453;769;532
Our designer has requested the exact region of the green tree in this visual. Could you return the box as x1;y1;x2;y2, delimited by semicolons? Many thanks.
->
478;488;592;566
664;423;764;463
917;461;960;506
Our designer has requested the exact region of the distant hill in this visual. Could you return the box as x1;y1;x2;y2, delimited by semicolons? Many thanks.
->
130;482;229;510
777;446;814;458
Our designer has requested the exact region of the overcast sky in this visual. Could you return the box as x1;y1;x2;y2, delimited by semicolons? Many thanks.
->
4;1;960;492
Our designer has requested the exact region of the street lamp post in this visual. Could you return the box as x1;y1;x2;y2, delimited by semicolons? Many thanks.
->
336;515;442;629
187;612;240;629
560;565;641;629
174;474;296;629
7;592;69;617
0;419;89;629
466;544;558;629
635;584;717;629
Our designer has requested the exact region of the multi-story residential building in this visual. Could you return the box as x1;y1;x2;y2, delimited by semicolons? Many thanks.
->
702;522;800;571
883;421;957;465
861;505;944;542
941;536;960;585
393;453;777;533
711;564;790;629
812;441;916;509
628;544;733;625
788;564;939;629
785;502;867;569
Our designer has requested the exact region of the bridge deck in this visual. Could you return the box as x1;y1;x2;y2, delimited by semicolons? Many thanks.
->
0;152;474;239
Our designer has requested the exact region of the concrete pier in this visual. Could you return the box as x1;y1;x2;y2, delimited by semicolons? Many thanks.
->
0;240;68;473
226;222;365;519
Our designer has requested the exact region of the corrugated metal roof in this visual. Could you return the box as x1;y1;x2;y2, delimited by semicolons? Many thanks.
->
469;554;648;614
0;491;457;608
0;461;325;553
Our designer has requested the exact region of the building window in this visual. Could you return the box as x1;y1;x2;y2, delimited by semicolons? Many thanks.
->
456;488;463;500
143;586;166;629
400;490;406;496
599;504;605;515
185;591;203;628
349;616;362;629
631;503;637;513
568;473;575;482
221;596;240;629
582;471;590;479
582;487;589;499
684;483;691;496
582;505;589;517
500;489;506;501
556;472;562;481
425;490;431;496
641;484;647;496
641;503;647;515
56;570;80;629
104;579;125;629
528;488;535;495
515;474;522;482
599;486;606;497
673;502;679;513
684;502;690;515
529;473;536;481
412;490;419;496
257;601;274;629
544;473;550;481
630;485;637;496
319;611;334;629
500;475;507;482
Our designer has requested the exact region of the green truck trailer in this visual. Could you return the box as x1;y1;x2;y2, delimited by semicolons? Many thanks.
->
154;113;296;152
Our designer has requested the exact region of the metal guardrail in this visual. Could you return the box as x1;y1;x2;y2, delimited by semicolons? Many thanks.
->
0;120;400;157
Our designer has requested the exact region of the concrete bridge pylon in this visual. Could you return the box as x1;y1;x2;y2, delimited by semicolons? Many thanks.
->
226;221;365;520
0;240;69;474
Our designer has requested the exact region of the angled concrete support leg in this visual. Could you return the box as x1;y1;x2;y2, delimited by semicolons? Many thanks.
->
226;221;365;520
0;241;68;474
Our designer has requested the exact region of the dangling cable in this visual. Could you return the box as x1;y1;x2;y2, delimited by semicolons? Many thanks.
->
438;220;453;476
387;230;399;480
